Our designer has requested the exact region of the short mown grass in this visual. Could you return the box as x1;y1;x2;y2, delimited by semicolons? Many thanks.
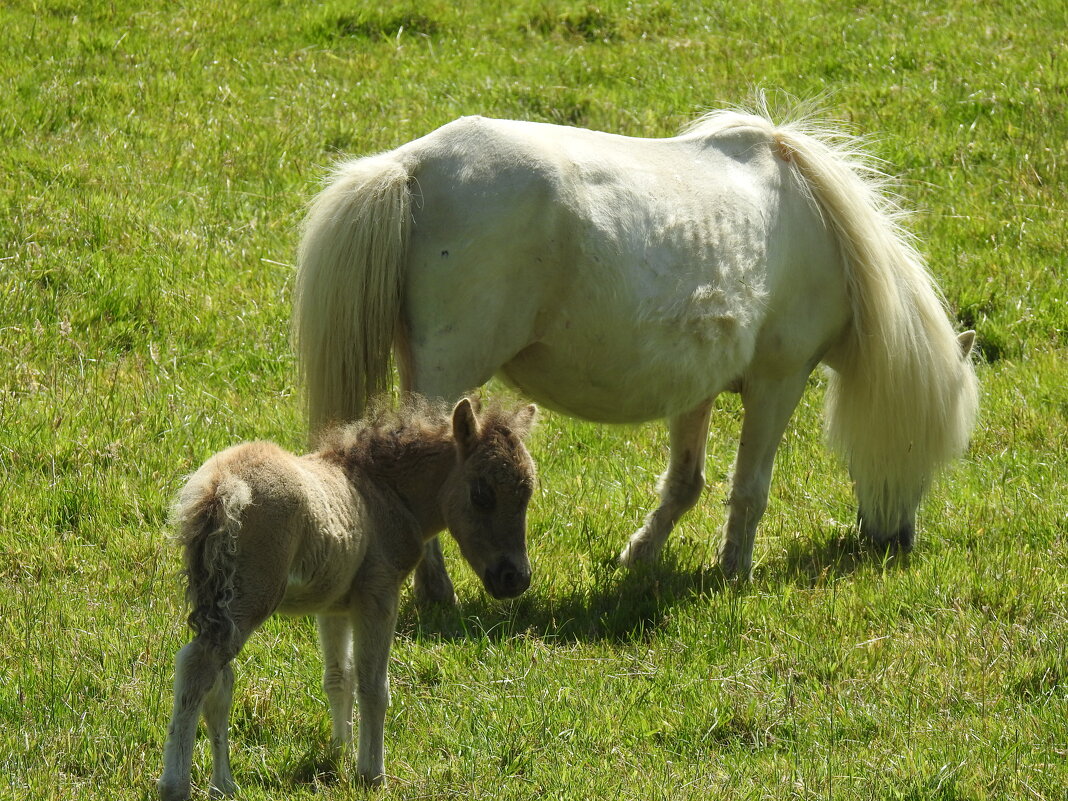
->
1;0;1065;798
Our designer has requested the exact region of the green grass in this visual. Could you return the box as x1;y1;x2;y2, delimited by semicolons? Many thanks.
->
1;0;1066;798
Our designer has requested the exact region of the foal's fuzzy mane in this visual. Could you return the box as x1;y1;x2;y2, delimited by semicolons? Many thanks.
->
316;394;533;479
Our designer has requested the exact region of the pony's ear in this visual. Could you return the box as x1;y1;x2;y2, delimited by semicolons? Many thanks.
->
452;397;480;457
957;330;976;359
510;404;538;437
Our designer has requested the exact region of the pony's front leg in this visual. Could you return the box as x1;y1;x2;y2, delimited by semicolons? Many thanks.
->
202;663;237;798
403;366;483;607
158;639;228;801
413;539;458;606
619;401;714;566
317;614;355;752
351;588;400;787
718;371;808;579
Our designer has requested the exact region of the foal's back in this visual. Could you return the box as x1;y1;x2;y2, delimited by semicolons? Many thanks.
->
177;440;367;620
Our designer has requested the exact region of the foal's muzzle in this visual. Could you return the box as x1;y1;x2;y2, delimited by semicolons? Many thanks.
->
483;558;531;599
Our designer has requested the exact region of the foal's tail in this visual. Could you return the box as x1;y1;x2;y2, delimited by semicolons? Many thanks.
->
293;152;413;436
695;102;979;537
171;468;252;651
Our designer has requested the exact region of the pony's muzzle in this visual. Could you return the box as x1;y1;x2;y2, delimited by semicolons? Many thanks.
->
483;557;531;599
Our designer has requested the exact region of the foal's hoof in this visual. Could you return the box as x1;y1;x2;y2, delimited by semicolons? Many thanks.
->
357;771;387;790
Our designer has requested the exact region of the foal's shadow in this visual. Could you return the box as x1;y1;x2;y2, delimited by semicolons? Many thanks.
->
403;528;911;643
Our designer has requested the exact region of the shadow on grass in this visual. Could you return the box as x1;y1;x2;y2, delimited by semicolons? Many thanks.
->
401;528;913;645
398;552;732;645
768;526;912;588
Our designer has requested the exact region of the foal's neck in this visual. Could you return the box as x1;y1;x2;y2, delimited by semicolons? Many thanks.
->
324;426;456;538
371;442;455;538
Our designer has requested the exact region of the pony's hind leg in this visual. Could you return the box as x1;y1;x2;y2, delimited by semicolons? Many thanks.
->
202;662;237;798
619;401;714;566
317;614;356;755
718;371;809;579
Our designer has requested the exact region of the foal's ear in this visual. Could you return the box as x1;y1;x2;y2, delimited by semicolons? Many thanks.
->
957;330;976;360
452;397;480;457
511;404;538;437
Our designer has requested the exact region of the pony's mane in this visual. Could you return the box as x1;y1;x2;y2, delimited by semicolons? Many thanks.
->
681;94;914;243
686;93;977;531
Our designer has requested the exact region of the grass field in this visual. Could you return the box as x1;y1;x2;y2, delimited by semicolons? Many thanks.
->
2;0;1066;798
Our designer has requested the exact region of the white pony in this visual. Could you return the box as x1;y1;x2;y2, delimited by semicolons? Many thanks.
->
294;100;978;601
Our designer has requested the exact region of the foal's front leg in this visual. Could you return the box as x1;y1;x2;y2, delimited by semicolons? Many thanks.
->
351;587;401;787
318;614;355;753
413;538;457;606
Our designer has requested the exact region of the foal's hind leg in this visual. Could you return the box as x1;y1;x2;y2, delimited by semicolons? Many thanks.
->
202;662;237;797
718;371;808;579
619;401;714;566
158;639;232;801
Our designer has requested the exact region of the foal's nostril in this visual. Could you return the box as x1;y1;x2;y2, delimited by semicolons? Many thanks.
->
487;560;531;599
504;566;530;594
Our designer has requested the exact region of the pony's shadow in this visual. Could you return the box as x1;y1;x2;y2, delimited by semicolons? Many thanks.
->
262;531;910;796
402;528;910;644
769;526;912;588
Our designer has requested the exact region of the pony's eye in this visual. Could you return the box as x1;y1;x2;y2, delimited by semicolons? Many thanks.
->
470;479;496;511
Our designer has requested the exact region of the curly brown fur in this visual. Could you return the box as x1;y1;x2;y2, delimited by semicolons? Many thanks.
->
317;393;537;485
171;471;251;653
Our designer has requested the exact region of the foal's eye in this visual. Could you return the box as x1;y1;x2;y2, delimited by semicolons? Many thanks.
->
470;479;496;511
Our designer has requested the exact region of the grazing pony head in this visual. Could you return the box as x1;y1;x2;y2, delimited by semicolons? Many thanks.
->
443;398;538;599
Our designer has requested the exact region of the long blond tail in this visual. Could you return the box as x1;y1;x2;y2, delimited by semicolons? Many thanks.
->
293;153;412;434
777;115;977;532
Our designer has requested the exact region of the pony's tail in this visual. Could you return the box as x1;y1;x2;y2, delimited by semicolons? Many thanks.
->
171;470;252;652
293;152;413;436
696;100;977;535
765;109;977;535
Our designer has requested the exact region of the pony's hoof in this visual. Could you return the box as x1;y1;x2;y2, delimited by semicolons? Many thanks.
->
156;777;190;801
208;778;238;799
618;529;666;567
357;771;387;790
716;546;752;581
860;518;915;552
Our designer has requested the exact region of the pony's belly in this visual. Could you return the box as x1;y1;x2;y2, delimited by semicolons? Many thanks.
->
500;338;735;423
